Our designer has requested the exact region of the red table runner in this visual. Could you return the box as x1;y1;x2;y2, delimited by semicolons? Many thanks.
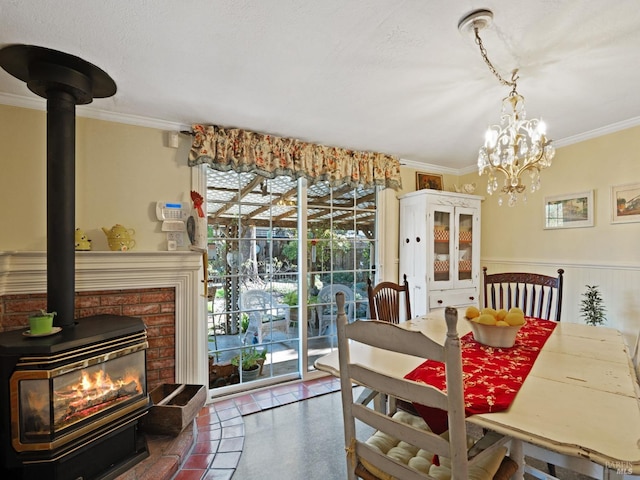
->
404;317;557;433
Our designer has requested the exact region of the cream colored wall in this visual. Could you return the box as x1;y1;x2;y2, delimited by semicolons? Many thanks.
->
383;130;640;345
476;126;640;344
3;102;638;344
480;126;640;263
0;104;192;251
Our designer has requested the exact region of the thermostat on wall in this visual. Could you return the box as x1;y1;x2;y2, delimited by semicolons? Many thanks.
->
156;201;189;221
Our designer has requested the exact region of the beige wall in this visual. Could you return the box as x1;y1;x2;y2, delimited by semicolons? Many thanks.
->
386;128;640;344
461;126;640;343
477;126;640;263
0;104;192;251
2;103;638;343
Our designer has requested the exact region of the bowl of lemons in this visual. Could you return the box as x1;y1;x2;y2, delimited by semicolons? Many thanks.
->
464;306;526;348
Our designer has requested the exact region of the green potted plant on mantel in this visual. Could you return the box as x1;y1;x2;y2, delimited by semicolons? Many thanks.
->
231;346;267;381
28;309;57;336
580;285;607;326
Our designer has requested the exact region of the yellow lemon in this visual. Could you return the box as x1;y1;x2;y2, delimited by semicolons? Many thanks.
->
465;306;480;319
496;320;510;327
481;308;498;319
477;314;497;325
505;312;525;326
496;309;508;321
509;307;524;316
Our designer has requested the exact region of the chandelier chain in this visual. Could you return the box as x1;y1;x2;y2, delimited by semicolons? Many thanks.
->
473;26;518;94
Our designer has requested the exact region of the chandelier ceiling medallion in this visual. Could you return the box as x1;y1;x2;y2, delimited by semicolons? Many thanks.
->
458;9;555;206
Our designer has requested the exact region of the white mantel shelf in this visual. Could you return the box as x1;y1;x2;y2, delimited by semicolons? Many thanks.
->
0;250;208;389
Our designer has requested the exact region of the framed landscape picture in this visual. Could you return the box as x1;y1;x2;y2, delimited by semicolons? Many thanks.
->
611;182;640;224
416;172;443;191
544;190;594;229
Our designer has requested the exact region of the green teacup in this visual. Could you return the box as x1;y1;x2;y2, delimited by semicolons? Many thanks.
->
29;314;55;335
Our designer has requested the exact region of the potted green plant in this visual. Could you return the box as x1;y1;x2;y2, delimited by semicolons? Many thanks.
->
28;309;57;335
281;291;319;332
282;290;299;327
237;312;250;334
580;285;606;326
231;346;267;381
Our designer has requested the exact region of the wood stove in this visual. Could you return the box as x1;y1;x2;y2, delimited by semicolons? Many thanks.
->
0;315;150;480
0;45;152;479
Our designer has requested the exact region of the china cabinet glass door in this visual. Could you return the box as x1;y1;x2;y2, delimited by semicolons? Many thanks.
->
455;207;476;288
429;205;477;290
429;205;454;289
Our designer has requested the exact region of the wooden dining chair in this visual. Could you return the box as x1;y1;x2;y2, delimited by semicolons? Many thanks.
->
482;267;564;321
335;293;518;480
366;274;412;324
483;267;563;478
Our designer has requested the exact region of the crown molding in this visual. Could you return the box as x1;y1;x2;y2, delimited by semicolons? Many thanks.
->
0;92;189;131
553;116;640;148
3;91;640;168
402;113;640;175
400;157;462;175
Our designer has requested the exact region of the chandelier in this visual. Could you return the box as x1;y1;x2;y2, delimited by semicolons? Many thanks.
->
458;9;555;206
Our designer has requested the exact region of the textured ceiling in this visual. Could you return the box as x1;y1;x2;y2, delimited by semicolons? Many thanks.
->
1;0;639;171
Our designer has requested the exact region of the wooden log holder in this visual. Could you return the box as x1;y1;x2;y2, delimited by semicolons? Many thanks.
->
141;384;206;436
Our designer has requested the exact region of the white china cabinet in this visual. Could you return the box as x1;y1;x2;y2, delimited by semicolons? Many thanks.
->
399;189;481;316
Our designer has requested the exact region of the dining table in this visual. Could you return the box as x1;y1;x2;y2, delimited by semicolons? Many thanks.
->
314;308;640;479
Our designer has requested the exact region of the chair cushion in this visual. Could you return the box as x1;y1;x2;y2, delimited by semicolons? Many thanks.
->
362;410;435;479
361;411;507;480
428;445;507;480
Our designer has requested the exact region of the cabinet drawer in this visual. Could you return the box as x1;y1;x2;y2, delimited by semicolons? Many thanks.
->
429;289;478;309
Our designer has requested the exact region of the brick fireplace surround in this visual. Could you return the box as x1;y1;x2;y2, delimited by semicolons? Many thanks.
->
0;251;208;390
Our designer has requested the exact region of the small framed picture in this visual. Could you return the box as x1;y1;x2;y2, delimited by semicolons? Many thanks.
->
611;182;640;224
416;172;443;191
544;190;594;229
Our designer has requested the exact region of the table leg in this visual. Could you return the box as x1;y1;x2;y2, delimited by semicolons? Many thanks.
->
603;466;626;480
509;439;525;480
373;392;388;413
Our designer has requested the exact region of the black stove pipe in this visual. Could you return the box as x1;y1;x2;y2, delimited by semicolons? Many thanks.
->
0;45;116;328
47;89;77;327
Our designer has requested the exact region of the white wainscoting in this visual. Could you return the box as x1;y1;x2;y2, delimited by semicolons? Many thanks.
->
481;259;640;350
0;251;207;387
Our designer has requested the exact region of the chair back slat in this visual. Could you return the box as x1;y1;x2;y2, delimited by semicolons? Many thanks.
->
482;268;564;321
367;274;412;323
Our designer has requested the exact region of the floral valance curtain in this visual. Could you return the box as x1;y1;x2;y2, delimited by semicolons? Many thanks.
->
187;124;402;190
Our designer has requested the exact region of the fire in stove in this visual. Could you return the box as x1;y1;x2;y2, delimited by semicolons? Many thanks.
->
22;361;144;438
56;368;142;427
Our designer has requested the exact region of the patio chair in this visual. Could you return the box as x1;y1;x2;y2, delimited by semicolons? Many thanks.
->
482;267;564;478
315;284;354;335
241;289;290;343
366;274;412;323
335;294;518;480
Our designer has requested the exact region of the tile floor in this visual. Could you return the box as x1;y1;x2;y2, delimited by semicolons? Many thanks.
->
166;374;591;480
172;376;341;480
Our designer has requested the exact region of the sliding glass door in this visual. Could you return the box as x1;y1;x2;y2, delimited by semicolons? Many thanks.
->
205;168;376;395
